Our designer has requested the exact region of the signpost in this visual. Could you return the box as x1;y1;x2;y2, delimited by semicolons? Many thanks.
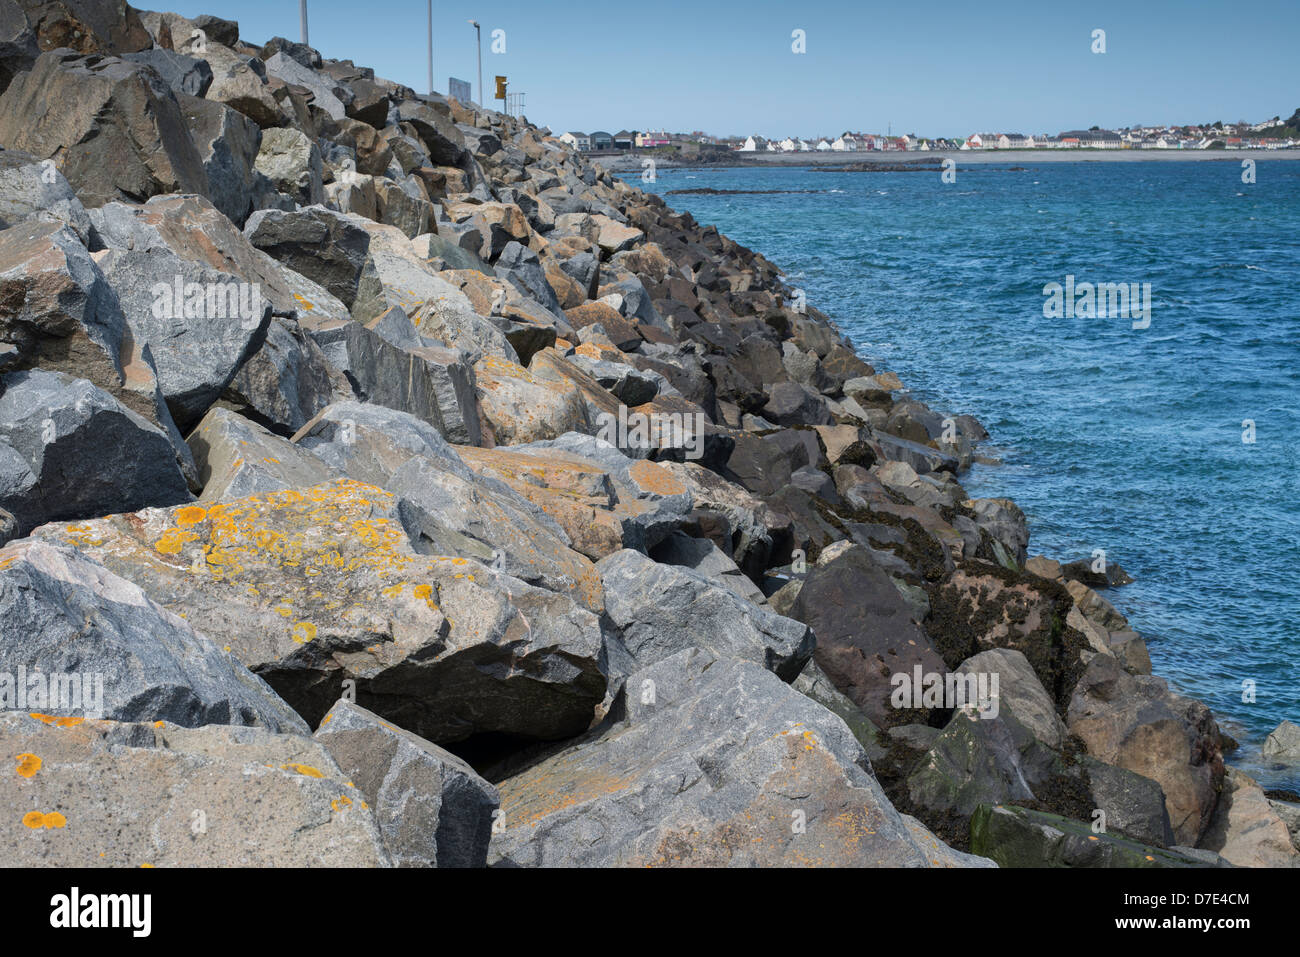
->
495;75;507;113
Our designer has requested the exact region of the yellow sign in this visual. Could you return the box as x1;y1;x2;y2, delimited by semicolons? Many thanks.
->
494;75;507;99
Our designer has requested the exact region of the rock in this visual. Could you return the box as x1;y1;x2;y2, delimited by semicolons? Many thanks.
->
0;50;208;207
969;804;1228;868
1024;555;1062;580
793;657;888;762
1199;770;1300;866
590;214;642;256
906;704;1063;821
90;193;352;429
306;307;480;445
264;50;345;120
243;205;373;309
0;219;194;468
457;436;692;560
872;432;958;475
219;315;350;434
1079;755;1176;847
1263;720;1300;759
963;498;1029;569
926;566;1085;713
1067;653;1224;846
314;700;498;867
0;711;390;866
956;648;1067;749
787;546;945;727
198;41;286;129
0;539;307;731
648;530;765;604
474;353;590;444
0;148;92;241
187;406;339;500
179;93;261;225
0;369;192;535
659;460;776;577
596;548;812;681
254;126;323;206
33;479;610;745
489;649;992;867
294;405;602;609
121;47;211;96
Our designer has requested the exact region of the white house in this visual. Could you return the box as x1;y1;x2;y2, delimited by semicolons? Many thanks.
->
815;139;832;151
739;135;765;152
559;131;591;151
779;137;798;152
831;135;858;151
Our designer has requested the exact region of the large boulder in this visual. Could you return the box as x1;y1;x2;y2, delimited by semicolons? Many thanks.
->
0;539;307;732
597;548;812;681
301;307;480;445
0;50;207;207
1196;767;1298;867
0;218;194;467
254;126;323;206
489;649;994;867
187;406;340;500
178;93;261;225
787;546;946;728
970;804;1228;869
1066;653;1224;847
244;205;372;309
0;712;390;866
32;479;611;745
314;700;498;867
0;369;192;534
89;193;350;429
0;148;92;240
294;402;602;610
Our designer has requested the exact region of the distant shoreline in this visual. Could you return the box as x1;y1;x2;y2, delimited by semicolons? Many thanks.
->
600;148;1299;172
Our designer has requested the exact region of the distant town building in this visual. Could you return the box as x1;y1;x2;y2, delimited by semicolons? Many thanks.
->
613;130;637;149
559;131;591;151
637;130;670;147
589;130;614;150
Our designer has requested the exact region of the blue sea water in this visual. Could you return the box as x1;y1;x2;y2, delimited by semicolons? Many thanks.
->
629;158;1300;790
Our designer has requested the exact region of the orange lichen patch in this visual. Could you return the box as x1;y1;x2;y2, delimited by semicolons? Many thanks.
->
292;294;316;312
627;459;686;497
29;714;83;728
412;584;432;601
153;721;166;728
22;810;66;829
153;527;194;555
15;753;40;778
331;795;353;812
174;506;208;527
291;621;317;644
281;763;325;779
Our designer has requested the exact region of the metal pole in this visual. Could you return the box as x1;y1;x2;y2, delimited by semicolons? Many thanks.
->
427;0;433;96
468;21;481;108
300;0;308;45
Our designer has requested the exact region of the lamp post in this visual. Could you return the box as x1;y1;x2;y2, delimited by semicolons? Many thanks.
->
468;20;482;108
299;0;308;45
427;0;433;96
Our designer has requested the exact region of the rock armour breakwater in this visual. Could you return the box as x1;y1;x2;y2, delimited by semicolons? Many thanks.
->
0;0;1295;868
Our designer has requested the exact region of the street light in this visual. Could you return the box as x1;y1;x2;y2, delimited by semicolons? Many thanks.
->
299;0;308;45
468;20;482;109
427;1;433;96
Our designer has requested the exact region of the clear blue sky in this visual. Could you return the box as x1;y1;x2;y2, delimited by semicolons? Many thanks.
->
160;0;1298;139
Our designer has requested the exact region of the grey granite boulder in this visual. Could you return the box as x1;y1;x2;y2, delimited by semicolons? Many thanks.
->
0;712;389;866
0;540;307;732
0;369;192;535
314;700;498;867
490;649;993;867
597;548;812;681
0;50;208;207
32;479;609;745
